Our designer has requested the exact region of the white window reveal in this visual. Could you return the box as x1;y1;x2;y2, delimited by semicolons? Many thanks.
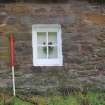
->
32;24;63;66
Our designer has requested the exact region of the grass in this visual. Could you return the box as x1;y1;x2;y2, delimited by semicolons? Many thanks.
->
12;97;33;105
0;97;33;105
87;92;105;105
0;91;105;105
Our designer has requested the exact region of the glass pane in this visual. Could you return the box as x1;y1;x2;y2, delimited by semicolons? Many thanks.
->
48;46;58;58
37;47;47;58
37;32;46;45
48;32;57;45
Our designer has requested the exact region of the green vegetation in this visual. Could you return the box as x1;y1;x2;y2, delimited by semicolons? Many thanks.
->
0;92;105;105
0;97;33;105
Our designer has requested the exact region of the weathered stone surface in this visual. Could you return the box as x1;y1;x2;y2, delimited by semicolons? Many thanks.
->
0;1;105;95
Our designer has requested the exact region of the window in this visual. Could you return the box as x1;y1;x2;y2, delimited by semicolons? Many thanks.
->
32;24;63;66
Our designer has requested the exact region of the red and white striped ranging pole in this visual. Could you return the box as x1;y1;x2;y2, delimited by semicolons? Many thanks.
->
10;33;16;96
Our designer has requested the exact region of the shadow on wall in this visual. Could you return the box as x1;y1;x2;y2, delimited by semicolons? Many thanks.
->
0;0;69;3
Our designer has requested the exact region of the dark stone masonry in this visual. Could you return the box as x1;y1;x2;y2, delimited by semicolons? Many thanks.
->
0;1;105;95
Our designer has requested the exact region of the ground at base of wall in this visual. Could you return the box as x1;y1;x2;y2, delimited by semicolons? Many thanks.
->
0;91;105;105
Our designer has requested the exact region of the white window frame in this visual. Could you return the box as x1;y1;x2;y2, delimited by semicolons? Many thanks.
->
32;24;63;66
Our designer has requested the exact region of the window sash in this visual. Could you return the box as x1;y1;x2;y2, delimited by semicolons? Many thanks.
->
37;45;57;47
37;32;58;46
36;31;58;59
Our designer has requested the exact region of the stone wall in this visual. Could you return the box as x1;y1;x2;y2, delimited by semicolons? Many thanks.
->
0;1;105;95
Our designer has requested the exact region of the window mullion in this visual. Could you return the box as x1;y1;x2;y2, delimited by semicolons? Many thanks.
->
57;31;59;58
36;32;38;59
47;32;49;59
